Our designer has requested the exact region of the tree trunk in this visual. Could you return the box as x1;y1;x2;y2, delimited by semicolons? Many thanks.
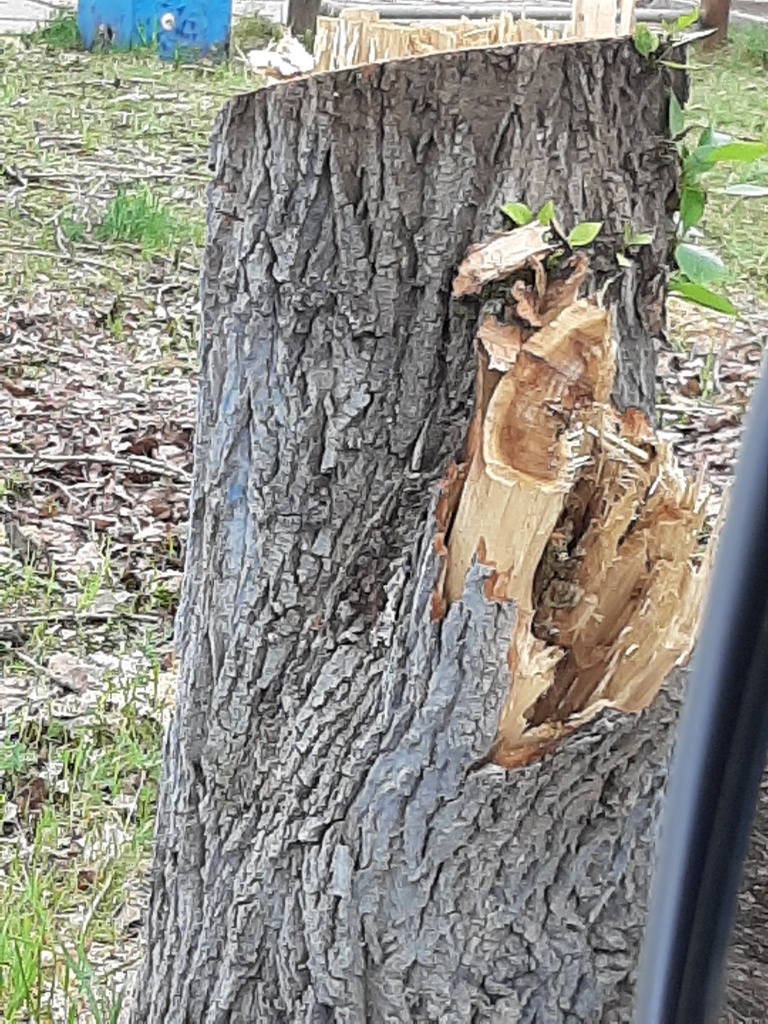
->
701;0;731;48
287;0;322;37
133;40;699;1023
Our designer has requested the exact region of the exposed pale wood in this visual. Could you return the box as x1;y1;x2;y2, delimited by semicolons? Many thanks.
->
619;0;637;34
453;222;554;298
312;7;555;69
571;0;619;37
438;236;716;770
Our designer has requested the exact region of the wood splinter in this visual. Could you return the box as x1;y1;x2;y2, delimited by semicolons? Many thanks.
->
437;227;717;768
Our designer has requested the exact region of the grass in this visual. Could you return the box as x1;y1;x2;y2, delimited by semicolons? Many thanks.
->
0;684;164;1023
22;10;285;55
95;186;204;253
0;17;765;1023
0;33;253;297
233;13;284;51
0;534;172;1019
23;13;82;51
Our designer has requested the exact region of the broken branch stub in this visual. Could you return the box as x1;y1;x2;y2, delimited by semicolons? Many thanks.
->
439;228;715;768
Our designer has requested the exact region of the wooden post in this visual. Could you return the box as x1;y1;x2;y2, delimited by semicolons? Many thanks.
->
619;0;636;35
701;0;731;48
572;0;618;37
287;0;321;38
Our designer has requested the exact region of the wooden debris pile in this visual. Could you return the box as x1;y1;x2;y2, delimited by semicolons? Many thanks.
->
312;1;639;72
313;9;555;72
437;224;715;768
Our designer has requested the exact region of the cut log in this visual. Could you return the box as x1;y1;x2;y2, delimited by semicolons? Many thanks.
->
130;38;758;1024
312;9;555;70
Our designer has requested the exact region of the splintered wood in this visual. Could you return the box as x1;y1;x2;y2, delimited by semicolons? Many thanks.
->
438;226;715;769
313;10;555;72
313;0;638;71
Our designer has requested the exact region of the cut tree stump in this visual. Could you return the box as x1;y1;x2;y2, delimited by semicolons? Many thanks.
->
130;37;762;1024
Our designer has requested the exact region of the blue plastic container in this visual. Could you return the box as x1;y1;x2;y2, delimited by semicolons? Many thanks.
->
77;1;232;59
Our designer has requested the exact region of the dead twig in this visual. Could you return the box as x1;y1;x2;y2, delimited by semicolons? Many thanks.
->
0;450;192;483
12;650;84;695
0;611;163;630
0;244;130;277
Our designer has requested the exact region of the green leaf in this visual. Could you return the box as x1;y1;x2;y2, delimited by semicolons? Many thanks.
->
675;9;700;30
634;24;658;57
616;252;632;268
628;231;654;247
680;186;706;233
712;141;768;163
669;278;738;316
537;200;555;226
692;140;768;168
716;183;768;198
568;222;603;247
669;93;685;138
501;202;533;226
675;242;726;285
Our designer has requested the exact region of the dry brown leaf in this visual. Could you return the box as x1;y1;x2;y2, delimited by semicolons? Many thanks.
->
453;223;554;297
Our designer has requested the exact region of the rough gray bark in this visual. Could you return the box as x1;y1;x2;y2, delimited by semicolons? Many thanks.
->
132;40;713;1023
723;782;768;1022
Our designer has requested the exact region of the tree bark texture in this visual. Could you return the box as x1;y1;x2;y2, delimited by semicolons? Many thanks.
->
134;40;703;1023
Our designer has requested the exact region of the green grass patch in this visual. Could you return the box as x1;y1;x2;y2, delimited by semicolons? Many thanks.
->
0;33;251;296
59;217;86;244
94;186;203;253
0;674;164;1023
232;13;284;51
22;13;82;51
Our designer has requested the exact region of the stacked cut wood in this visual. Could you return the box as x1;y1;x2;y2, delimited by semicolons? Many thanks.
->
436;224;716;768
572;0;637;37
313;0;638;71
313;9;554;71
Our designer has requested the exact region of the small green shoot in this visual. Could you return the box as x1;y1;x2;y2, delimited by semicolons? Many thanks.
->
624;224;654;247
634;23;659;57
673;9;700;32
568;222;603;247
501;202;533;226
617;224;653;265
537;200;555;226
